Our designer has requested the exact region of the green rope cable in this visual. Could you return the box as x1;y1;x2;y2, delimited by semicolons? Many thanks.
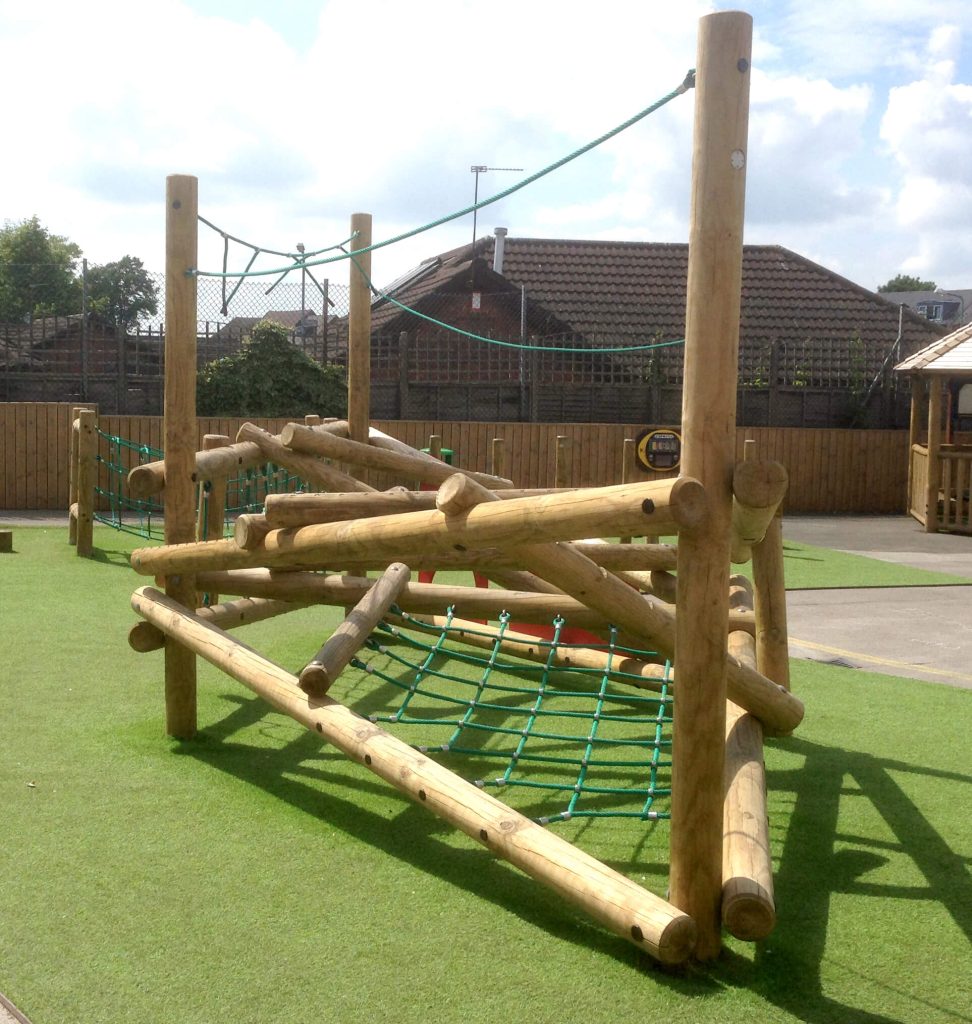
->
191;70;695;280
361;260;686;354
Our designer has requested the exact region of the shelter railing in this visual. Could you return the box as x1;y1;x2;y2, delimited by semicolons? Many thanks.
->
939;445;972;534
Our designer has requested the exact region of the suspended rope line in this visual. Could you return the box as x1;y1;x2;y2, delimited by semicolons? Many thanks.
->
361;268;686;353
192;70;696;280
350;610;673;825
196;213;358;312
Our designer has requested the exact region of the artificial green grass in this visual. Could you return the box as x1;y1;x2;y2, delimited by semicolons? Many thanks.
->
1;527;970;1023
774;539;969;590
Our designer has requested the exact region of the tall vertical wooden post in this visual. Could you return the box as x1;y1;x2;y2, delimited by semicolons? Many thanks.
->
670;10;752;960
164;174;199;738
348;212;373;444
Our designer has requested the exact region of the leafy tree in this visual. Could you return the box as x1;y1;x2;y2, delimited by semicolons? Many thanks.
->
0;216;82;321
86;255;159;329
877;274;937;293
197;320;347;417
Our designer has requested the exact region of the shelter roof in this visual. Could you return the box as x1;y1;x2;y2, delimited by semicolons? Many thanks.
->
894;320;972;375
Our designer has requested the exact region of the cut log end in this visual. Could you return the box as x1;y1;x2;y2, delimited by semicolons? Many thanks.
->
298;663;331;697
722;879;776;941
651;912;697;965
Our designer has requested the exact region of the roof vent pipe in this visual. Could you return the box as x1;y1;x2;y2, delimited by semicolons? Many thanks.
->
493;227;508;275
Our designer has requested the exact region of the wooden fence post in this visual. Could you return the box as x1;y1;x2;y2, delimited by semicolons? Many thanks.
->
555;435;570;488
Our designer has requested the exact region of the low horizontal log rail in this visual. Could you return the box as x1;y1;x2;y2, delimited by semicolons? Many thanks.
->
130;585;697;964
129;478;705;577
188;568;757;636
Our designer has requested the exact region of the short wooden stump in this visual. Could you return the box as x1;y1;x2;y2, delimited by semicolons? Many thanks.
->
0;529;12;553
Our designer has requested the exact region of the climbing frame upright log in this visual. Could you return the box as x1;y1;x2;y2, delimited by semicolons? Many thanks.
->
669;8;753;961
163;173;199;739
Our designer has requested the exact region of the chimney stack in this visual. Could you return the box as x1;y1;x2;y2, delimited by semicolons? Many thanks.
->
493;227;508;275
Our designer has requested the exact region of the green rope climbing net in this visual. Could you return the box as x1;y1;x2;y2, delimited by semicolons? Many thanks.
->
347;609;673;827
92;428;307;542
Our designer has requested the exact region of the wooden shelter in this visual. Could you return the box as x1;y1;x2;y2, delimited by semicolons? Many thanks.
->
896;320;972;533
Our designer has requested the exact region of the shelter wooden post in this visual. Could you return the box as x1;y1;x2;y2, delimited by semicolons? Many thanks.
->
163;173;199;739
669;10;752;960
925;377;942;533
347;212;373;444
75;408;97;557
906;377;924;515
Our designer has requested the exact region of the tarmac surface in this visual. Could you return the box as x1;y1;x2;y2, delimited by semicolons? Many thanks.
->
782;515;972;689
2;511;971;690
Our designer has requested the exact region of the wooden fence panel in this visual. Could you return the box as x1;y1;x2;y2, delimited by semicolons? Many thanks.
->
0;403;911;515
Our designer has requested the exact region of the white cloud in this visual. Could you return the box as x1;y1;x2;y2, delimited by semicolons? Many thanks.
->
1;0;971;296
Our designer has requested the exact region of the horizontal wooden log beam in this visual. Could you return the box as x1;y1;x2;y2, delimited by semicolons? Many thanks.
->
130;585;696;964
130;477;704;577
193;569;630;632
280;422;515;490
236;422;375;494
262;487;578;529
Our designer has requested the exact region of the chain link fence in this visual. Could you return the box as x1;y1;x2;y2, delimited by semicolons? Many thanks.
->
0;264;350;414
1;260;914;426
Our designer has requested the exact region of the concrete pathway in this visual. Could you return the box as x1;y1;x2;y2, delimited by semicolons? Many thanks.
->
783;516;972;689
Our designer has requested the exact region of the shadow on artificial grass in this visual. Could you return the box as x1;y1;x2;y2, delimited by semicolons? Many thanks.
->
172;694;650;968
706;733;972;1024
170;686;972;1020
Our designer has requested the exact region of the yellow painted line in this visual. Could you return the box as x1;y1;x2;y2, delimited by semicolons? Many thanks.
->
789;636;972;684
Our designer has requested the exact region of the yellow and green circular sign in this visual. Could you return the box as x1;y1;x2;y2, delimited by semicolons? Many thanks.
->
635;428;681;472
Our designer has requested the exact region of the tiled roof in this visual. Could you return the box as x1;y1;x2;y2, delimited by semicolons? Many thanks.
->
894;320;972;375
370;246;574;338
475;237;947;353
